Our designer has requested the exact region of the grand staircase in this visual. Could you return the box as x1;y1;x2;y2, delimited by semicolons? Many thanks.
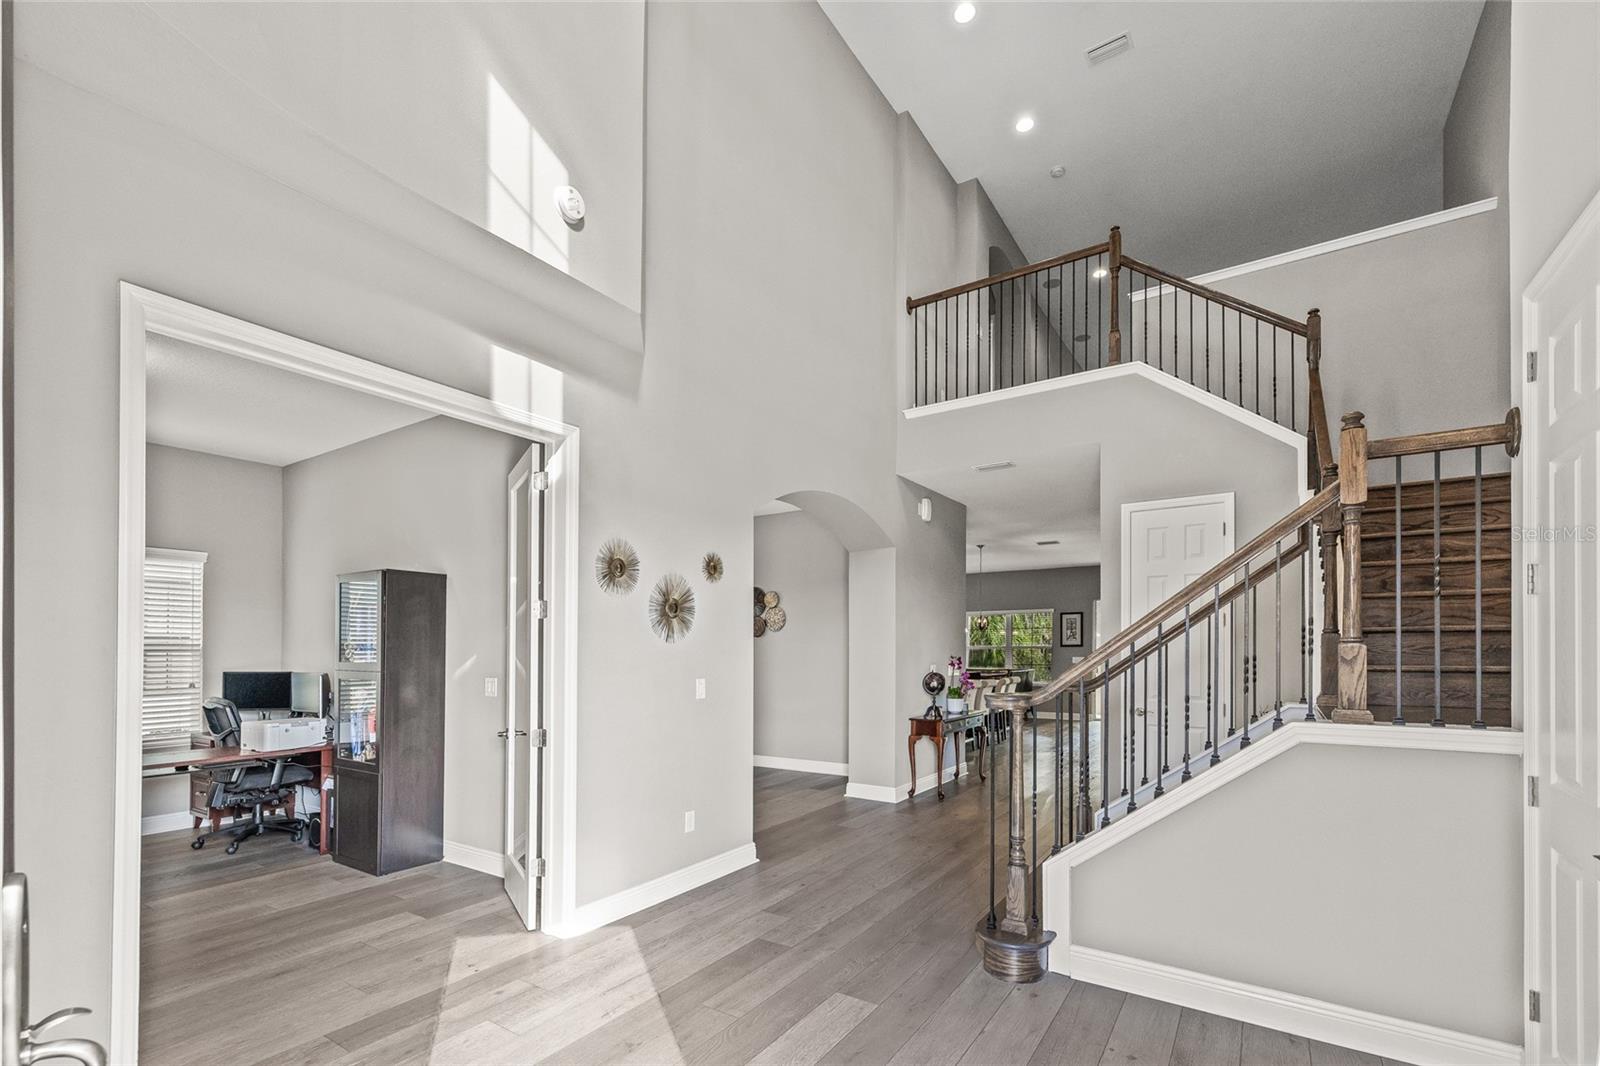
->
905;226;1522;983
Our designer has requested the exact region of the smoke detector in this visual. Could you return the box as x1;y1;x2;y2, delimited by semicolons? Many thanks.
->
1086;33;1131;64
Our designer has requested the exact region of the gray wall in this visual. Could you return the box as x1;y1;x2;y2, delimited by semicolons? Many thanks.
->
1214;209;1511;440
754;511;848;768
1443;2;1511;208
143;445;285;819
1069;742;1523;1045
281;417;527;857
966;566;1101;679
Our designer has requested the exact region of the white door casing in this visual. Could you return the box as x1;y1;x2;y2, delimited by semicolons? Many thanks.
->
1122;493;1235;774
1522;189;1600;1066
504;443;543;930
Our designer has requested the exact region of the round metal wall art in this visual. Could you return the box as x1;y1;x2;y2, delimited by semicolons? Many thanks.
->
702;552;724;583
754;586;766;608
753;615;768;638
649;573;696;643
762;590;781;609
762;605;787;632
595;538;641;595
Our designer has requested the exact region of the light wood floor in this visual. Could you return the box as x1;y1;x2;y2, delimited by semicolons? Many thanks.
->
140;759;1405;1065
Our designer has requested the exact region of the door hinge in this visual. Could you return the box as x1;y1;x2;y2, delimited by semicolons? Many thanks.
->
534;856;547;877
1529;775;1539;808
1529;989;1541;1022
531;470;550;492
1527;563;1538;595
534;599;550;620
532;727;548;748
1527;350;1538;382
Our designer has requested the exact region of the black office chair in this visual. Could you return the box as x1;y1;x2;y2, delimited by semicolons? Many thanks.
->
191;698;314;854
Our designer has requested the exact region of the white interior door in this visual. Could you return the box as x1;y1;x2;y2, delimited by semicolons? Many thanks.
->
1124;494;1234;768
1524;192;1600;1066
503;444;543;929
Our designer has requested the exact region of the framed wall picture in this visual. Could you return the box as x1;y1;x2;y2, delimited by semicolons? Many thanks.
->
1060;611;1084;648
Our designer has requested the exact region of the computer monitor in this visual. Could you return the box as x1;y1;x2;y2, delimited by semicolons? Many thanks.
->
290;672;329;715
222;671;293;712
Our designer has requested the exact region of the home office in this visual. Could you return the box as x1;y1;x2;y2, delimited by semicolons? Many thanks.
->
134;320;549;1041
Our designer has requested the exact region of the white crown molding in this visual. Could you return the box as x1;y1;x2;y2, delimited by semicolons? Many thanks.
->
443;840;504;878
543;843;758;940
1066;948;1520;1066
754;755;849;776
1131;198;1499;302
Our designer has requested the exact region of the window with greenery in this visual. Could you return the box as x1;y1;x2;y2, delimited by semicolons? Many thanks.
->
966;609;1053;679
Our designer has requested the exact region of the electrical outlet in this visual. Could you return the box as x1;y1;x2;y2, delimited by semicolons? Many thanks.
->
684;810;695;833
695;678;706;700
484;677;499;697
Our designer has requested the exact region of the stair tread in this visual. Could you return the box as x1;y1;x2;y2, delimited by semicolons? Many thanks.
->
1365;624;1511;633
1361;553;1511;566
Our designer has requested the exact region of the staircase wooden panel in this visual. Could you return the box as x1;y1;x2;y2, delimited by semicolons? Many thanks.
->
1357;475;1511;726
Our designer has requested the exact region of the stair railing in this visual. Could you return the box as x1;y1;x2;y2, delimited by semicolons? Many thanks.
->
907;227;1332;461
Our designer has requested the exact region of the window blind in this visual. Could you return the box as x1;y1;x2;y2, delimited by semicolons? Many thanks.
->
142;548;206;746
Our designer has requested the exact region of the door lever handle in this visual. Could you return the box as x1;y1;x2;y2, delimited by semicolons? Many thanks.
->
496;729;529;739
20;1036;106;1066
25;1007;92;1038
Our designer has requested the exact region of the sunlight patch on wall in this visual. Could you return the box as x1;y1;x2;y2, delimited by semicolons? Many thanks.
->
488;74;571;274
492;345;564;426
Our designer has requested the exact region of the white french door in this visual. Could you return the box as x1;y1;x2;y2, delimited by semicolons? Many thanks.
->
503;444;544;929
1523;191;1600;1066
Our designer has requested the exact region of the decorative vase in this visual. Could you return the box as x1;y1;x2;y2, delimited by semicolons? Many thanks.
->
946;696;965;717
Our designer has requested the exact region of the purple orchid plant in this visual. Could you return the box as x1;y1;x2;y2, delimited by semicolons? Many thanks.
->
946;656;973;699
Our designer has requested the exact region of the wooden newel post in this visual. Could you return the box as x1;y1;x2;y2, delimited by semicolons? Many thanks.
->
1107;225;1122;364
1334;411;1374;723
976;699;1054;982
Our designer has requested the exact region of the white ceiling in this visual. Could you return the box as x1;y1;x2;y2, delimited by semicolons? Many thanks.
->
821;1;1483;276
146;333;435;467
914;444;1101;573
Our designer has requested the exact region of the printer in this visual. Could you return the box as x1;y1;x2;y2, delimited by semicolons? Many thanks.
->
240;717;326;752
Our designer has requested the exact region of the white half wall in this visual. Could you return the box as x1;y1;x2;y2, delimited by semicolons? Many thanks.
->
1052;727;1523;1059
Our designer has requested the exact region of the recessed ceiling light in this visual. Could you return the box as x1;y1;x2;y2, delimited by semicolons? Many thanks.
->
972;460;1016;473
1086;33;1132;64
1050;165;1066;179
1092;267;1109;279
1014;115;1035;134
953;2;976;24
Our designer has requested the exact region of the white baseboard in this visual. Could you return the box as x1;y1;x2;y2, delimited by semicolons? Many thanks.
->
754;754;848;776
845;763;961;804
1065;947;1520;1066
542;842;757;939
443;840;503;877
141;810;195;836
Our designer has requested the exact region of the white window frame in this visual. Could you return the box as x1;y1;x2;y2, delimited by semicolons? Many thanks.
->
141;546;207;749
966;607;1054;676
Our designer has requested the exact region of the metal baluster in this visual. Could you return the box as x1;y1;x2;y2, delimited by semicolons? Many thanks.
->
1159;624;1170;777
1077;678;1089;839
1228;596;1238;736
1474;445;1485;728
1030;707;1039;923
1054;693;1064;851
1124;650;1136;810
1154;624;1167;797
1395;455;1405;724
1140;642;1149;786
1252;575;1260;721
1433;450;1444;727
1100;665;1112;827
1272;329;1279;426
1240;566;1253;747
1273;539;1284;729
1182;603;1193;781
1305;541;1315;720
988;698;997;928
1255;319;1261;416
1210;585;1223;763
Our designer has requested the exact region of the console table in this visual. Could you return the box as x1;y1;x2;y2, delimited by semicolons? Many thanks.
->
907;711;987;800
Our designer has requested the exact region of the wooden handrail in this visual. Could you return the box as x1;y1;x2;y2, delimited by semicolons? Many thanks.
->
993;481;1340;711
906;240;1110;311
1367;407;1521;459
1119;254;1309;336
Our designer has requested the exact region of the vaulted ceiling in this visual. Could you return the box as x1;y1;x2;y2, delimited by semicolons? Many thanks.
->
822;1;1483;277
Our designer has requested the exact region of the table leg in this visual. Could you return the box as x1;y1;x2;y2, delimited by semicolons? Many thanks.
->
953;728;963;783
977;726;987;782
319;747;333;856
907;734;917;799
936;725;946;801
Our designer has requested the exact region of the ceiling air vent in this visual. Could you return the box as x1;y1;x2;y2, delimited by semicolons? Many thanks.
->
1036;539;1061;546
973;460;1016;473
1086;33;1131;64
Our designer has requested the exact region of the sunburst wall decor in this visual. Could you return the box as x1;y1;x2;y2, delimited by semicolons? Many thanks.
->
649;573;696;643
702;552;724;583
595;538;641;595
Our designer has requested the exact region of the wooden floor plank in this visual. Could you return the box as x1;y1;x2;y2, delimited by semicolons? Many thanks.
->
1170;1007;1242;1066
1241;1023;1313;1066
1099;993;1182;1066
956;976;1072;1066
1028;979;1125;1066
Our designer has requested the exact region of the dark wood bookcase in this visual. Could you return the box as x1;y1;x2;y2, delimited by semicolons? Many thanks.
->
332;569;446;876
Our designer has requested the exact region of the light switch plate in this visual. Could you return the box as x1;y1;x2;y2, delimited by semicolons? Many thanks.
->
485;677;499;697
695;678;706;700
684;810;695;833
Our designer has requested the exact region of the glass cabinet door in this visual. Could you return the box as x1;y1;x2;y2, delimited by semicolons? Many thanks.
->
336;673;380;764
337;574;382;667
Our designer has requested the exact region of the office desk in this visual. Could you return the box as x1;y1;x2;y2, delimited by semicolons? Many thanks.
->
142;743;334;855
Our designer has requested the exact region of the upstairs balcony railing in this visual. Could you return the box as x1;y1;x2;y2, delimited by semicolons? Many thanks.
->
906;225;1323;438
